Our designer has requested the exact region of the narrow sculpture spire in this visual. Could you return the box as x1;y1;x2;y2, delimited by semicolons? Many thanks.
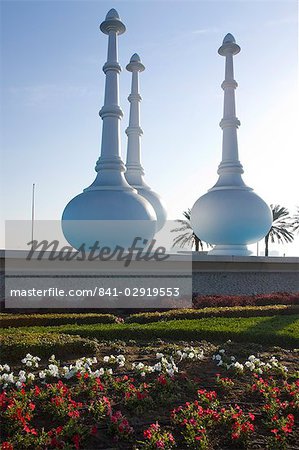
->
212;33;246;190
86;8;129;189
125;53;145;185
125;54;167;231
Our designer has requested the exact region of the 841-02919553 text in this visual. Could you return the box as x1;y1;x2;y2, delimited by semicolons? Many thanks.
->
9;287;181;298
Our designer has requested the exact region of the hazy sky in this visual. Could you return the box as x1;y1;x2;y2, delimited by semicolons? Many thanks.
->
1;0;298;255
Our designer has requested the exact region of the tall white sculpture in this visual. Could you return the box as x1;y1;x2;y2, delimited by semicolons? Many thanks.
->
62;9;156;250
191;34;272;256
125;54;167;231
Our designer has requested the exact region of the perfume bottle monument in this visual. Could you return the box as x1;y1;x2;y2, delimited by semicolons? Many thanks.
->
62;10;157;250
191;34;272;256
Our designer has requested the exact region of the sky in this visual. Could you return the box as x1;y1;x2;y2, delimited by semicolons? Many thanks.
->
0;0;298;255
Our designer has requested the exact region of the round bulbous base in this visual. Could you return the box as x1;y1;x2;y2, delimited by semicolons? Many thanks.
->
62;188;157;250
208;244;252;256
190;188;272;249
133;186;167;232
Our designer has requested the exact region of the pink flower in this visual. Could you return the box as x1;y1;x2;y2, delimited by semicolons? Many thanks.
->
156;440;165;448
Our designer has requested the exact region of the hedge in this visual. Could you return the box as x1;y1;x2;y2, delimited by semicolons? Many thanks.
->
126;305;299;324
192;292;299;308
0;313;119;328
0;332;98;362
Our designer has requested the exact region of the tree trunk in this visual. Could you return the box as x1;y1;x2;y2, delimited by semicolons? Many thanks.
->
194;236;199;251
265;234;269;256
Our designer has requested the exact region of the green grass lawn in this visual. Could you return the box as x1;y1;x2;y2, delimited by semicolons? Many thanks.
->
2;315;299;348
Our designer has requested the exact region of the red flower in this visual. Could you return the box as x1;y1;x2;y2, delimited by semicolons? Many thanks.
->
1;442;13;450
143;429;152;439
281;425;292;433
157;375;167;385
232;432;240;440
68;410;80;418
34;386;41;396
91;426;97;435
72;434;80;450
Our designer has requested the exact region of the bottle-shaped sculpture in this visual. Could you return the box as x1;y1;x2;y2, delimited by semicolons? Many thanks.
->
125;54;167;232
190;34;272;256
62;10;156;250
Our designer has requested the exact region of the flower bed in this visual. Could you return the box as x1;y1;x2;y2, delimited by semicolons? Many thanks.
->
1;341;298;449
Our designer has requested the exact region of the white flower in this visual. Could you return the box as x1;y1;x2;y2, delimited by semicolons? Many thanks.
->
26;361;33;367
15;381;22;389
48;364;59;377
3;364;10;372
230;356;236;361
215;354;222;361
248;355;256;362
64;370;76;380
103;356;109;363
219;349;225;354
167;368;174;377
107;368;113;375
117;355;125;367
49;355;56;362
217;360;223;366
188;352;195;359
39;371;46;379
27;373;35;381
247;362;255;371
197;351;204;360
176;350;182;357
156;353;164;359
234;362;244;372
256;368;263;375
154;363;162;372
4;373;14;384
141;372;146;377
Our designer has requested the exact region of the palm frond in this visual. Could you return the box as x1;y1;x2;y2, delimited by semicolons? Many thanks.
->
171;208;210;250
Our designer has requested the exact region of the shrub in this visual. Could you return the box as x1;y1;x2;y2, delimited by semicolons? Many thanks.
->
126;305;299;324
0;332;98;362
0;313;118;328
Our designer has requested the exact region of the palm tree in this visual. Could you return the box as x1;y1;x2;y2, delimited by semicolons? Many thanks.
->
291;206;299;233
264;204;294;256
171;209;210;251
